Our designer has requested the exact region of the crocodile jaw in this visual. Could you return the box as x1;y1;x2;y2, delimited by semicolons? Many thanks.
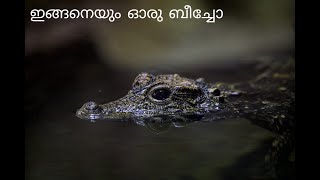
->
76;98;138;120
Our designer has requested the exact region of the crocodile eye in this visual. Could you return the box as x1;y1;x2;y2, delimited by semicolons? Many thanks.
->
213;88;220;96
148;85;172;103
152;88;171;100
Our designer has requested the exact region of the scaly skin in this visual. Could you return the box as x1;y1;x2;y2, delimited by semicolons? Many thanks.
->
76;60;294;133
76;73;231;120
76;59;295;178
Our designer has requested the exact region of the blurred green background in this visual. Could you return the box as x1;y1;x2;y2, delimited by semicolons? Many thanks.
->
25;0;294;70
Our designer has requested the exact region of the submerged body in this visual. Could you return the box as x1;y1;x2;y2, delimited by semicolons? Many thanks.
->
76;59;295;134
76;58;295;178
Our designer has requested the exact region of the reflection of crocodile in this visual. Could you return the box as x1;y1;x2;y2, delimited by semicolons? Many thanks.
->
76;58;295;178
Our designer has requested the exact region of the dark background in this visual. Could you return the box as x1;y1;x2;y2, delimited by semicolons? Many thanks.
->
25;0;295;179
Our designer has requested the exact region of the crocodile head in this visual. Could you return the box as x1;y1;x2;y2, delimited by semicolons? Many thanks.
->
76;73;224;120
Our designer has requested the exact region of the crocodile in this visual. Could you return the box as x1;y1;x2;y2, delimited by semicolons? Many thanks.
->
76;58;295;178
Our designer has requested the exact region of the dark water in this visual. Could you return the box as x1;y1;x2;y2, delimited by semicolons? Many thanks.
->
25;41;294;180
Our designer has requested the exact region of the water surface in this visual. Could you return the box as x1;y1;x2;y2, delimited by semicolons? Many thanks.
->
25;42;294;180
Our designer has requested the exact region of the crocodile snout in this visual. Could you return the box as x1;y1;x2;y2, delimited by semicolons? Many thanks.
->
76;101;104;120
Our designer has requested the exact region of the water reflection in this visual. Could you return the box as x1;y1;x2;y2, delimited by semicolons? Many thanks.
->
79;113;295;180
133;114;204;134
87;114;205;134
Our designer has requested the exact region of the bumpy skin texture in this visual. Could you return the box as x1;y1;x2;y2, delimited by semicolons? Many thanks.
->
76;60;294;131
76;73;229;120
76;59;295;178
